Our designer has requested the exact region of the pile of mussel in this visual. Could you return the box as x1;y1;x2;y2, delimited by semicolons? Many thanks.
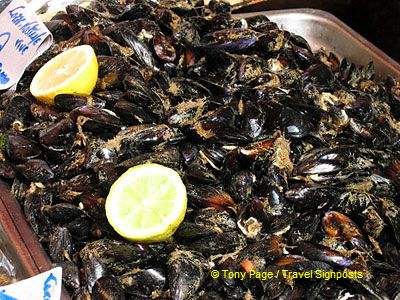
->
1;0;400;299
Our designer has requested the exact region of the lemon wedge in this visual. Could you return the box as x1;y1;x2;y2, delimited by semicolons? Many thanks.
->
30;45;98;105
105;164;187;243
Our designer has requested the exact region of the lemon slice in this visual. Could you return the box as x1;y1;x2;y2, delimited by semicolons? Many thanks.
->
30;45;98;105
105;164;187;243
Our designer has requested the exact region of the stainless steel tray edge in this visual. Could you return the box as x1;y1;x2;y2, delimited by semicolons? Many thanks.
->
234;8;400;80
0;180;70;299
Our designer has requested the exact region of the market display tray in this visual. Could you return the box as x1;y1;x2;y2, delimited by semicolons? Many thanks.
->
0;8;398;300
234;8;400;79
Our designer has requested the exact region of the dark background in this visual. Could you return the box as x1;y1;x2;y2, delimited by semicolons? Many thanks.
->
235;0;400;63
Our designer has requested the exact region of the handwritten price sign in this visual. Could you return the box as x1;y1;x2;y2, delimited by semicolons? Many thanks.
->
0;267;62;300
0;0;52;89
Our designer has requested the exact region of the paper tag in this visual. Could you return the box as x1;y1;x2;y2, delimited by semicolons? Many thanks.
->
0;0;53;90
0;267;62;300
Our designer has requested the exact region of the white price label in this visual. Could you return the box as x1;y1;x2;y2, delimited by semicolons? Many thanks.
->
0;0;53;90
0;267;62;300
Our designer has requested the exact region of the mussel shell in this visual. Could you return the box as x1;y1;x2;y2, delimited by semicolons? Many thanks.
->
92;276;125;300
190;232;245;255
16;159;54;182
0;161;16;179
114;101;153;124
42;203;84;225
70;106;123;134
39;118;75;151
48;227;73;262
154;33;176;63
226;171;256;202
2;95;32;128
55;94;91;112
6;135;41;161
58;261;80;290
295;242;353;269
30;102;60;121
168;250;206;300
119;268;166;296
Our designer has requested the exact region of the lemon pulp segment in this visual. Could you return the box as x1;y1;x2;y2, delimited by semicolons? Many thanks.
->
105;164;187;242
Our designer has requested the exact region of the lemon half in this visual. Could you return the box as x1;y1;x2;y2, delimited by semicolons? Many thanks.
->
30;45;98;105
105;164;187;243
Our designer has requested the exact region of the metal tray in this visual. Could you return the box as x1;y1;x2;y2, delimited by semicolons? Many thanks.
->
0;180;70;299
0;180;52;278
0;8;398;300
234;8;400;79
